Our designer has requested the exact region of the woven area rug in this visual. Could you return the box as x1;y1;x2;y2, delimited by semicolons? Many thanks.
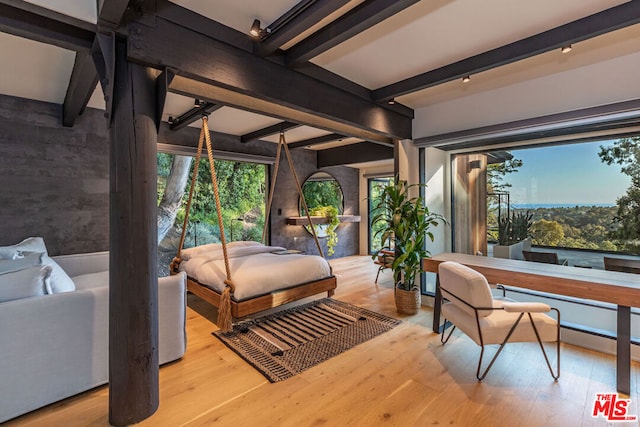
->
212;298;402;382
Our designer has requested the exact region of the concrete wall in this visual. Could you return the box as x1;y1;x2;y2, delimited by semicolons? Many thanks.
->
0;95;109;256
0;94;360;258
270;147;359;259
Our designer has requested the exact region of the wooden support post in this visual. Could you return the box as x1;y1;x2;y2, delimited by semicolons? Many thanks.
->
109;39;159;426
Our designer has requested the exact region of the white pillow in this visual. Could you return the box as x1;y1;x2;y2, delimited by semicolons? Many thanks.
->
0;265;52;302
41;255;76;294
0;252;44;274
0;237;47;260
181;241;262;260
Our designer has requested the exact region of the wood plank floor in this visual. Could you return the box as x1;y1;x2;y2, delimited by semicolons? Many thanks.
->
6;256;639;426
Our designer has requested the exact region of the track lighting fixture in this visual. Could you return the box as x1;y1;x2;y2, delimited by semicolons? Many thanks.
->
561;45;572;54
462;75;471;83
250;19;262;37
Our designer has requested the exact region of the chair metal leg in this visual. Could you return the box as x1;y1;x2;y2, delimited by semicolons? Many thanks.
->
441;319;456;345
476;313;525;381
476;312;560;381
375;266;383;283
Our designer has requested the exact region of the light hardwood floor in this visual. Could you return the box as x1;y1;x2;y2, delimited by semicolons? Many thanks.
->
6;256;639;426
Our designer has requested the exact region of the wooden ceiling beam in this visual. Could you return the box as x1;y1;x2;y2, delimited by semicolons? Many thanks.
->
62;51;99;127
288;133;346;149
169;101;222;131
373;1;640;101
284;0;419;67
130;17;411;141
241;121;300;143
256;0;350;57
98;0;132;29
317;142;393;168
0;0;95;52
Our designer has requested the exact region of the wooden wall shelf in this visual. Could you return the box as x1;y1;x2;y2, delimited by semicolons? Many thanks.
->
286;215;361;225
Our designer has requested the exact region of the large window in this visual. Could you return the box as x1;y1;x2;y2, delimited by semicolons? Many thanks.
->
367;176;393;254
157;153;266;275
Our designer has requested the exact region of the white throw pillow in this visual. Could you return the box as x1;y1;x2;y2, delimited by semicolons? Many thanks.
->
41;255;76;294
0;265;52;302
0;237;47;260
0;252;44;274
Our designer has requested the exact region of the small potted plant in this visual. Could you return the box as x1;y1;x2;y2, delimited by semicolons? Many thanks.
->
371;178;446;314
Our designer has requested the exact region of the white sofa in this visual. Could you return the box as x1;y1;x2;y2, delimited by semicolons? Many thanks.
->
0;251;187;423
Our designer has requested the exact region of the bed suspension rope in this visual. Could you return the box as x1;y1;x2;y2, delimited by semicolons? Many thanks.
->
262;130;324;258
172;119;324;332
171;115;235;332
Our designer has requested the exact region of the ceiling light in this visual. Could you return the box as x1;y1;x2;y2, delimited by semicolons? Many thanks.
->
387;98;396;105
561;45;572;54
250;19;262;37
462;75;471;83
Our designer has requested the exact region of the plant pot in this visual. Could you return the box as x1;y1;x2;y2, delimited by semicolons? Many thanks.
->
493;238;531;260
395;285;421;315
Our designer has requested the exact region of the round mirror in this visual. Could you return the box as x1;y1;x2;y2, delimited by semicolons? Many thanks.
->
300;172;344;238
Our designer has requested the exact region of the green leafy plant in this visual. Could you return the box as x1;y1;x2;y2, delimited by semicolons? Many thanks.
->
370;178;446;291
309;205;339;256
498;211;533;245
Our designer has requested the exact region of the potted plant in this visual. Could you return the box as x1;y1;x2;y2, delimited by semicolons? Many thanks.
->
493;211;532;259
371;178;446;314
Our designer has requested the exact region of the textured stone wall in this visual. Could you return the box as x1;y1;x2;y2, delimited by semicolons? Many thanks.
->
270;148;359;259
0;95;109;256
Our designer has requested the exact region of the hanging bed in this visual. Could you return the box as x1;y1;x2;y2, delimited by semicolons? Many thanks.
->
170;241;336;319
170;116;337;332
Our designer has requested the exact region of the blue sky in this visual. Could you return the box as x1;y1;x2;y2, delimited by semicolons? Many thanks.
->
503;140;631;206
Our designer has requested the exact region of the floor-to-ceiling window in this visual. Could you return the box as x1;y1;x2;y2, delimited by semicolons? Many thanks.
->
367;176;394;254
157;152;267;276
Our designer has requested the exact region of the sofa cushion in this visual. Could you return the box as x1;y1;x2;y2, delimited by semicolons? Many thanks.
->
0;237;47;260
72;271;109;290
0;265;52;302
0;252;44;274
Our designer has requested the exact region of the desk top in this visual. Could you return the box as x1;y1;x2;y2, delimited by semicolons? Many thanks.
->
423;253;640;307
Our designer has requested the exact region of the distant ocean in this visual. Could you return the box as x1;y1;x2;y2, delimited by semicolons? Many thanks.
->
511;203;615;209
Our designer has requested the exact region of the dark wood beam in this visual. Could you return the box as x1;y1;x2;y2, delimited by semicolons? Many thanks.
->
0;0;95;52
288;133;345;149
98;0;131;29
129;17;411;141
241;121;300;143
256;0;350;57
109;39;159;426
62;51;99;127
284;0;419;67
317;142;393;168
169;102;222;131
373;1;640;101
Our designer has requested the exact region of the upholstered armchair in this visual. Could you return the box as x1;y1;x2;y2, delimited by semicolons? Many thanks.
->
438;261;560;381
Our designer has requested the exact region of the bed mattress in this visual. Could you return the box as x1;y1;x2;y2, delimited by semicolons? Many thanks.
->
178;241;333;301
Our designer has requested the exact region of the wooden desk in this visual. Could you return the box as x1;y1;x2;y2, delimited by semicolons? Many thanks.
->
423;252;640;394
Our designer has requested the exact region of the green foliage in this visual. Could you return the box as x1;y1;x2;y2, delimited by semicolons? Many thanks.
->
302;179;343;212
309;205;339;256
599;137;640;253
487;158;523;193
530;219;564;246
497;211;532;245
368;177;394;253
168;155;266;245
370;178;446;291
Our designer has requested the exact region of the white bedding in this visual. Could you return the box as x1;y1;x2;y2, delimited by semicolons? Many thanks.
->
178;242;333;301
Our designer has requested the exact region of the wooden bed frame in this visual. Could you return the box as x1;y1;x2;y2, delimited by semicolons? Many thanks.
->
183;274;337;318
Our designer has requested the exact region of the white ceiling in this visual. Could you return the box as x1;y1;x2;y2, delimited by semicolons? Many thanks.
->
1;0;639;155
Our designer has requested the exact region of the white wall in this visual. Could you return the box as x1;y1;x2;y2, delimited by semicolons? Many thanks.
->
424;147;451;257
